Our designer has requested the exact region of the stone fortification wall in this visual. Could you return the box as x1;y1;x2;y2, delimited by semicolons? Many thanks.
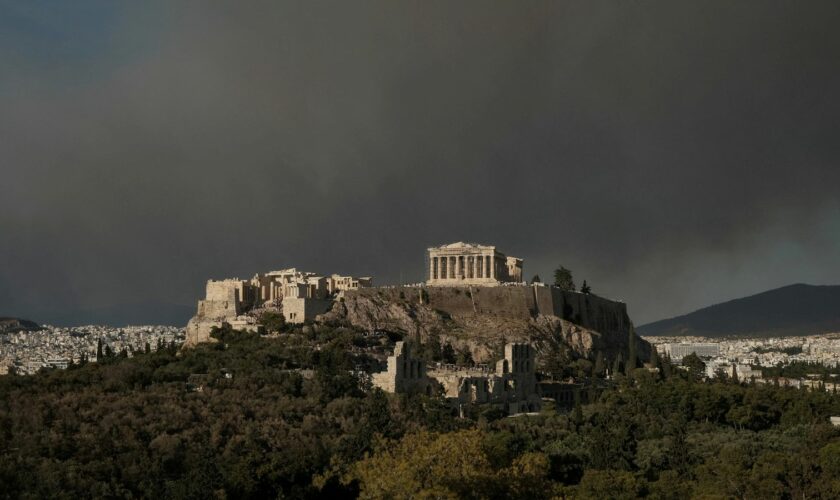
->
348;285;629;337
536;287;631;338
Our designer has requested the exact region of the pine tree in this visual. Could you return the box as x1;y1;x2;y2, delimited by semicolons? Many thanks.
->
104;345;113;358
96;338;103;360
650;347;660;370
580;280;591;294
730;364;738;383
144;342;151;354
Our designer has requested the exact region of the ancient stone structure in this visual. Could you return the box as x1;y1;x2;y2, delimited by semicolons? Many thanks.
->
184;267;372;346
372;341;542;415
327;274;373;294
249;268;373;304
371;342;433;394
427;242;523;286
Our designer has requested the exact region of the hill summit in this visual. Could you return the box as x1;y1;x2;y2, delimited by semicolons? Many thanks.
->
638;284;840;338
0;317;42;334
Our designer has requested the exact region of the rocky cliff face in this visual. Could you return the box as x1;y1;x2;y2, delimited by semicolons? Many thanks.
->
319;286;650;364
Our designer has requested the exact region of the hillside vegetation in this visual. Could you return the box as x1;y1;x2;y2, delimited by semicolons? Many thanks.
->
2;325;840;498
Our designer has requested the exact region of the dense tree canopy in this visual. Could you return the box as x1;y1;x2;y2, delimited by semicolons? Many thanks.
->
1;326;840;498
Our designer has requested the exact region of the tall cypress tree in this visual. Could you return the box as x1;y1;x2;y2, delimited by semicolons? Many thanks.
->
626;325;637;375
613;353;624;378
96;338;103;360
594;351;606;377
662;353;672;379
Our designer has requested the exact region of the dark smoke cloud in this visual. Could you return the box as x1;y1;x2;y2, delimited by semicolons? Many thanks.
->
2;1;839;325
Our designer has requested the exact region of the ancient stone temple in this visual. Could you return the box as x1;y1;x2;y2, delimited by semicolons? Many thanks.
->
426;242;523;286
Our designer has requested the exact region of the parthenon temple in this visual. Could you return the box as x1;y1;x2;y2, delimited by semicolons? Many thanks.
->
427;242;523;286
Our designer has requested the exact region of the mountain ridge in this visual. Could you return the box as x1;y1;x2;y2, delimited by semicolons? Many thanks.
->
0;317;43;334
638;283;840;337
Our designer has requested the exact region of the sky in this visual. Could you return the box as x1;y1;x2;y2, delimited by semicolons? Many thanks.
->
1;1;839;326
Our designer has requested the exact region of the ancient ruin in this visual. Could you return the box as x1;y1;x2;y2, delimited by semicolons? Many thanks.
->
184;268;372;345
427;242;523;286
372;341;542;415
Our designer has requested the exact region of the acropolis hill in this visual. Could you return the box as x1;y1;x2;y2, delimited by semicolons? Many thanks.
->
184;242;649;364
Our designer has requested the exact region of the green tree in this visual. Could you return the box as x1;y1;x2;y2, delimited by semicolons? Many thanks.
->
682;353;706;380
421;333;443;362
626;327;637;375
96;338;103;360
260;311;286;333
553;266;575;291
531;275;541;284
441;343;456;364
573;389;583;429
649;346;660;370
594;351;606;377
661;353;673;379
612;353;624;378
456;347;474;367
580;280;591;294
577;470;644;500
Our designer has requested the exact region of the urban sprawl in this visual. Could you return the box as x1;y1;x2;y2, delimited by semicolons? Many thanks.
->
0;325;184;375
645;334;840;390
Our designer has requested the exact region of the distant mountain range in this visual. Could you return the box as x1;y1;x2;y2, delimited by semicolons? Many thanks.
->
0;317;43;334
638;284;840;338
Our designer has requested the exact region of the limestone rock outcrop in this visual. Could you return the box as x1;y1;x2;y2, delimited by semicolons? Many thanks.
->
318;286;650;365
